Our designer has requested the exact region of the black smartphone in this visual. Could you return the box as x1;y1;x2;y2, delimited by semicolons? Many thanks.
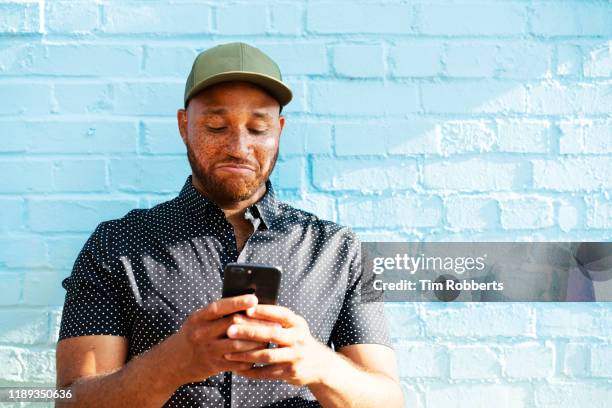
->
222;263;282;305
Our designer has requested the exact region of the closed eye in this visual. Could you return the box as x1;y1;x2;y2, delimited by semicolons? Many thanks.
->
207;126;227;133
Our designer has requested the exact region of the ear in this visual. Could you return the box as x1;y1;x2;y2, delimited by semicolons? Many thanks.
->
278;115;285;138
177;108;188;145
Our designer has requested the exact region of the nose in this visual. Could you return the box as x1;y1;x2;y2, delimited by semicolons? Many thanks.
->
224;126;251;159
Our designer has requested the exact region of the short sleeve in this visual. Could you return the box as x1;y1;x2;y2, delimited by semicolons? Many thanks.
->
58;223;132;341
330;233;392;350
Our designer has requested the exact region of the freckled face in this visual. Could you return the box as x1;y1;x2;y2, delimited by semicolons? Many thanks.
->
178;81;284;205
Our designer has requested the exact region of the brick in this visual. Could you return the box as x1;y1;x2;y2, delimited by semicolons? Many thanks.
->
424;159;529;191
0;272;21;305
53;83;113;113
334;123;386;156
533;158;612;191
281;78;306;114
23;120;138;154
310;81;419;115
559;120;612;154
396;342;447;378
23;271;66;306
279;120;332;156
535;384;612;408
313;158;418;191
584;43;612;78
270;157;304;190
558;198;584;232
142;120;186;154
0;310;48;345
338;195;442;228
0;44;141;76
142;46;197;77
422;304;534;337
531;3;612;36
439;120;496;156
0;160;53;193
271;157;306;190
386;120;440;155
497;119;550;153
586;198;612;230
49;311;62;344
0;347;23;381
389;41;443;77
0;236;47;268
284;194;335;221
216;5;267;35
336;120;439;156
270;3;302;35
500;197;554;230
113;82;183;115
563;343;589;377
0;2;39;33
0;83;52;115
591;344;612;378
53;159;107;192
449;345;500;379
28;199;138;232
400;384;423;408
557;44;583;77
307;3;413;34
446;196;498;230
0;198;25;233
503;343;554;379
427;385;527;408
20;348;55;383
46;236;88;270
385;304;422;339
422;81;526;114
102;3;212;34
109;158;189;193
445;41;552;79
333;44;383;78
45;0;98;33
528;82;612;115
0;122;26;153
536;304;604;337
260;43;328;76
419;3;527;35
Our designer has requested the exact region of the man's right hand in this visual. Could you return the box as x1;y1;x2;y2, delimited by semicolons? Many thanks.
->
163;294;276;385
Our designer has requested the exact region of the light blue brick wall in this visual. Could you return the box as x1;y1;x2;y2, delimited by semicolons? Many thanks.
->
0;1;611;407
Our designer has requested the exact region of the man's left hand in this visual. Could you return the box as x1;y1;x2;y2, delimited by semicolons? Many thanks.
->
223;304;336;386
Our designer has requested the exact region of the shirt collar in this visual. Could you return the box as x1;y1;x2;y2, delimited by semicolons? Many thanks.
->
177;175;279;230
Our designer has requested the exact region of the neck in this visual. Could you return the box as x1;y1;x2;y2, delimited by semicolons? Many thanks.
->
191;176;267;220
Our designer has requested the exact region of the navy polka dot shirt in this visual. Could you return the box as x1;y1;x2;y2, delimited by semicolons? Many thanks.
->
59;175;391;407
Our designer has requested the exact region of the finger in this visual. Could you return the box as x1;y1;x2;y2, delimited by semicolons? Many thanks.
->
235;363;291;379
193;295;258;322
224;347;295;364
228;313;283;328
191;312;282;341
227;324;296;346
245;305;304;328
213;339;270;354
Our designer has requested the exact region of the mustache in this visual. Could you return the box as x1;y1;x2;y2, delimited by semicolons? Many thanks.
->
215;159;258;169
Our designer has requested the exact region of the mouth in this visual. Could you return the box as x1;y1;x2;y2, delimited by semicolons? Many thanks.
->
215;163;256;175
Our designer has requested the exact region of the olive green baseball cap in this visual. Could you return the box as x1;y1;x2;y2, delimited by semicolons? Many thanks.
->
184;42;292;108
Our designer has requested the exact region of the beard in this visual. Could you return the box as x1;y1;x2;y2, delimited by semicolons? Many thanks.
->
186;142;278;204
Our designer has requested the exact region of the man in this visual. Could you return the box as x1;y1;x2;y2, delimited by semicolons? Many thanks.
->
56;42;403;407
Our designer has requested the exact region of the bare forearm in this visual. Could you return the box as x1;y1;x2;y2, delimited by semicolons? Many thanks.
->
308;353;404;408
57;337;182;408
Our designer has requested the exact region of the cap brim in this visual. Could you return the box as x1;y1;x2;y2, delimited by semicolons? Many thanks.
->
185;71;293;108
